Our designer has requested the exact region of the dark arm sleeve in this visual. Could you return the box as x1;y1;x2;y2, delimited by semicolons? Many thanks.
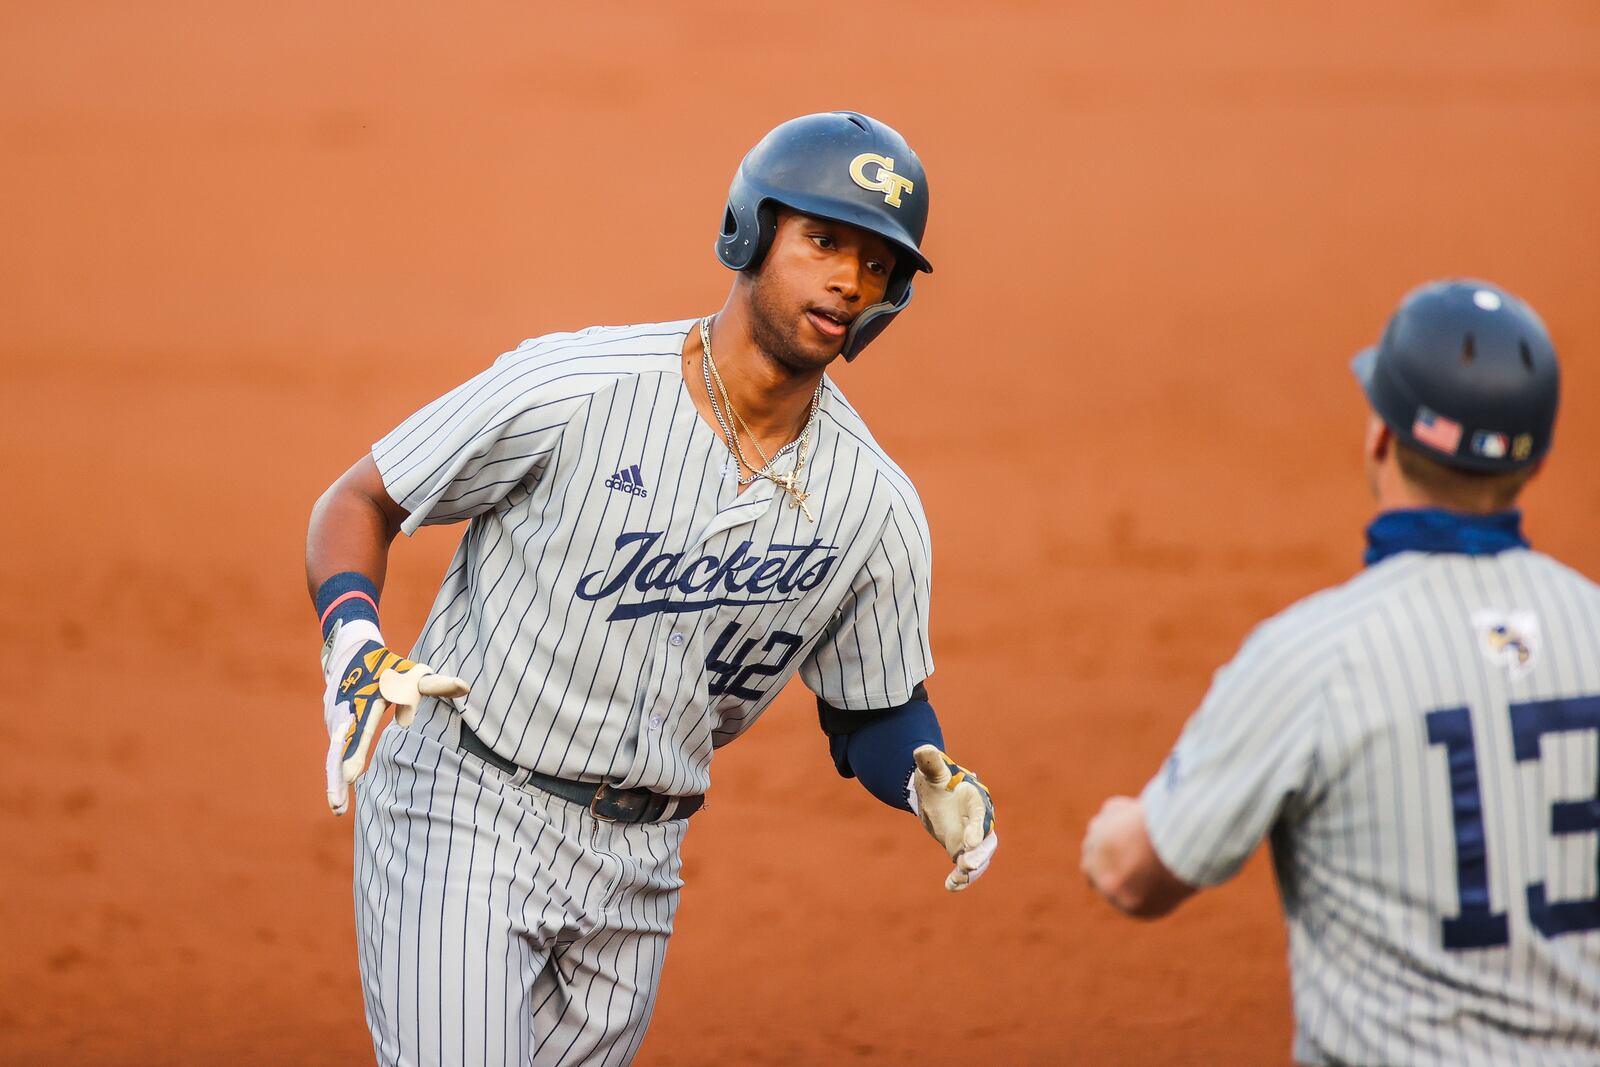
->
817;682;943;812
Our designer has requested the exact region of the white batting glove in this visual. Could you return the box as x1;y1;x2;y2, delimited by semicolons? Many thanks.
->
320;619;470;815
910;744;998;892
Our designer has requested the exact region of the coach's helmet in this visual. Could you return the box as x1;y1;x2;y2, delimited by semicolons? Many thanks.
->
716;111;933;361
1351;279;1560;472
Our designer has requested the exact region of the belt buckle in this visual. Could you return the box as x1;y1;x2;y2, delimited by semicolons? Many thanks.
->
591;785;649;823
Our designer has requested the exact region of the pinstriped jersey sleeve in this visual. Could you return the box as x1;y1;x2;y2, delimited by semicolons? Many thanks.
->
371;339;596;535
800;493;934;711
1140;621;1328;887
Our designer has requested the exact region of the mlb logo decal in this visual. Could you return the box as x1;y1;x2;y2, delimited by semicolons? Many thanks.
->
1471;431;1509;459
1471;609;1539;680
1412;407;1463;453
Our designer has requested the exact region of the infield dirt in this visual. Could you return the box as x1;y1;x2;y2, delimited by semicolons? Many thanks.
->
3;3;1598;1064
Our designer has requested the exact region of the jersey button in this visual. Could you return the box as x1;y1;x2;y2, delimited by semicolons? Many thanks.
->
668;632;685;646
648;714;663;730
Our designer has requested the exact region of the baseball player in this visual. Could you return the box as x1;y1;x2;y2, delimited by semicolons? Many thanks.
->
305;111;998;1067
1080;279;1600;1065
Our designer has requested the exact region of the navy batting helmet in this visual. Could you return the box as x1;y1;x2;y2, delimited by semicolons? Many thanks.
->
716;111;932;361
1351;279;1560;472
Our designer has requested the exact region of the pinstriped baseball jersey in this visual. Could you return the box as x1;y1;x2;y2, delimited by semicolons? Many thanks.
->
371;318;933;798
1143;547;1600;1065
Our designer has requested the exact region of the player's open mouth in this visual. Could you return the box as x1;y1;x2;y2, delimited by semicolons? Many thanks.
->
806;308;850;339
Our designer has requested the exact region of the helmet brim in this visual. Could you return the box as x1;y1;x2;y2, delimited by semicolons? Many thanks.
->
1350;346;1377;388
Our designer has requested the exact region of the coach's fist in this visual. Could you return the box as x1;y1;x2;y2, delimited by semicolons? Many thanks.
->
321;620;469;815
911;745;998;892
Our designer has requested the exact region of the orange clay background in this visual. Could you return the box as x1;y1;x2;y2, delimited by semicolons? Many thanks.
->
3;3;1599;1064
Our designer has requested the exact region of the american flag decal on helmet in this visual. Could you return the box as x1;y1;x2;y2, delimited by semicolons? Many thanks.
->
1412;407;1462;453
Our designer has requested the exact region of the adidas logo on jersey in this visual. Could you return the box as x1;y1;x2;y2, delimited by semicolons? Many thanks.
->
605;464;649;498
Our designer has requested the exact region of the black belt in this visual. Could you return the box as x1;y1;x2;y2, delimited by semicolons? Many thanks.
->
458;723;704;823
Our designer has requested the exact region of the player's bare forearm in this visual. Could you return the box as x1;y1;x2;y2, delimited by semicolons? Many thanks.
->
305;454;410;598
1080;796;1197;919
308;455;464;816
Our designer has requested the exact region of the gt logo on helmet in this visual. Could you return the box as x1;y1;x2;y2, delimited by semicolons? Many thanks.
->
849;153;914;208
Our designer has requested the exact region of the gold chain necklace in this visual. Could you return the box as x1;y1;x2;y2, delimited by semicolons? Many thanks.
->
699;316;820;522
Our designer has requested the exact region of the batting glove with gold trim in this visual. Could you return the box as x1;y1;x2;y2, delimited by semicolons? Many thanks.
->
911;744;998;892
320;619;469;815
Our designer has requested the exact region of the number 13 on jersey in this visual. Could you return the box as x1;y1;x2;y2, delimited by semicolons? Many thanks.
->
1428;695;1600;950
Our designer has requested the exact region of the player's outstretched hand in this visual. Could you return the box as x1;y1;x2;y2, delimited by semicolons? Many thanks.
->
911;744;998;892
321;620;469;815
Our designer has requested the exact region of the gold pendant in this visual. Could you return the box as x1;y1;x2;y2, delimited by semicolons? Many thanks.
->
783;481;815;523
766;470;814;522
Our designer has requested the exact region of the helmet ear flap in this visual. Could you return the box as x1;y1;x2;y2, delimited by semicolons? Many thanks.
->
749;202;778;270
716;196;778;272
841;274;914;362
